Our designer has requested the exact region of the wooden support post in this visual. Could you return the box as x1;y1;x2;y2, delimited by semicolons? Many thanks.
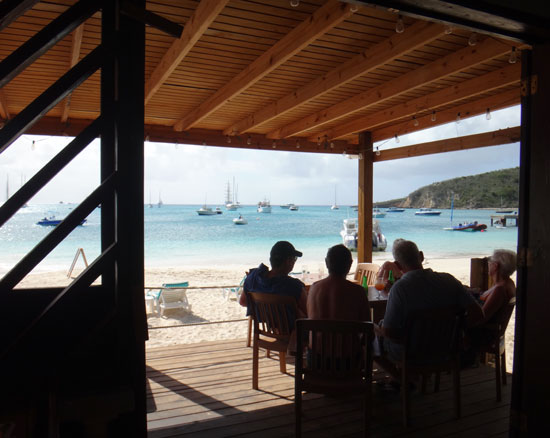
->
358;132;373;263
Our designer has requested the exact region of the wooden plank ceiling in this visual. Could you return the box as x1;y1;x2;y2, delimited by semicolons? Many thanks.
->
0;0;523;155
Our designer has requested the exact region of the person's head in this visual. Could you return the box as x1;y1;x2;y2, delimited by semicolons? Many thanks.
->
269;241;302;273
325;244;353;277
392;238;424;272
488;249;517;278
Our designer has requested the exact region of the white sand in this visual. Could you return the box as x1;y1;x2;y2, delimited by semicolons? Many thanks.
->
15;256;515;370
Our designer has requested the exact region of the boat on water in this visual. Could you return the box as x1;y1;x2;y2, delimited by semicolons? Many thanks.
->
415;208;442;216
257;199;272;213
387;207;405;212
330;186;339;210
215;207;223;214
444;222;487;232
373;208;386;218
37;216;86;226
280;204;291;209
233;215;248;225
340;218;387;252
289;204;299;211
196;205;217;216
225;178;241;210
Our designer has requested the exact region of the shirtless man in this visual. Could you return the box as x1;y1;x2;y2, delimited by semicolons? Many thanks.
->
307;244;370;321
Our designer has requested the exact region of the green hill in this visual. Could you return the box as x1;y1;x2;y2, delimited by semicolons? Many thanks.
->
375;168;519;209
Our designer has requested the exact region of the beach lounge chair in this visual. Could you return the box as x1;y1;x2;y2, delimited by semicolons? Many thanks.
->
295;319;374;438
223;275;246;302
157;282;191;317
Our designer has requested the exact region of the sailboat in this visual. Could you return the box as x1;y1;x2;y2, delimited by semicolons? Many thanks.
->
444;194;487;231
157;191;163;208
148;191;153;208
225;177;240;210
330;186;339;210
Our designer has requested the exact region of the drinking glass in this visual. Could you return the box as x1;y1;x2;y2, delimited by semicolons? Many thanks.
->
374;274;385;299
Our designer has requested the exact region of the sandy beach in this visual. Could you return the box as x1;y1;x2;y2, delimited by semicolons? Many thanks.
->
15;255;515;370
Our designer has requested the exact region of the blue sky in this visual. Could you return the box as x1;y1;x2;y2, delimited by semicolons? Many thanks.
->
1;106;520;206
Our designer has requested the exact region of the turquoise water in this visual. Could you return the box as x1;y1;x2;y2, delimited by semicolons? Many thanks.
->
0;204;518;274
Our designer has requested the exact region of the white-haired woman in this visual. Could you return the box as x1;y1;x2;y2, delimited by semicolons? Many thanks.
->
478;249;517;324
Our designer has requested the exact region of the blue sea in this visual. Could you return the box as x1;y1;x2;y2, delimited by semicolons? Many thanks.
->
0;204;518;274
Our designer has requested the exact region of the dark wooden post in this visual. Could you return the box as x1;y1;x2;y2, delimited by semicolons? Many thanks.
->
358;132;373;263
101;0;146;434
511;43;550;436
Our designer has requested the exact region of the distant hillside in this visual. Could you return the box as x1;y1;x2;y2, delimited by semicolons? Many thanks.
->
375;168;519;209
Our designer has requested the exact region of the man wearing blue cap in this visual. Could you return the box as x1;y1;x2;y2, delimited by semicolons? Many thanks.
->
239;240;307;320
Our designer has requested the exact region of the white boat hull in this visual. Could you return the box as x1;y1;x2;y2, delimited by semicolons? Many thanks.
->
340;218;387;252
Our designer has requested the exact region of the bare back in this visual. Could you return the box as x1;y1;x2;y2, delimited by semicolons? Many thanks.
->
307;276;370;322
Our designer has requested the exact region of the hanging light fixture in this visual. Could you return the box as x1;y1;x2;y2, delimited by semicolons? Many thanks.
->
296;140;300;149
247;135;252;145
394;134;400;143
395;15;405;33
375;146;380;156
431;110;437;122
413;115;419;127
350;4;358;13
508;47;517;64
444;25;453;35
290;0;299;7
456;112;461;124
272;140;277;149
226;135;231;144
486;108;492;120
468;32;477;46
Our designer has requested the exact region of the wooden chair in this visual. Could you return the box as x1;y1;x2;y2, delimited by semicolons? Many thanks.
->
476;297;516;401
395;307;465;427
247;292;298;390
354;263;380;286
295;319;374;438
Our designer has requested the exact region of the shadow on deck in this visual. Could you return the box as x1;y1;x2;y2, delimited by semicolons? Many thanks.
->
146;339;511;437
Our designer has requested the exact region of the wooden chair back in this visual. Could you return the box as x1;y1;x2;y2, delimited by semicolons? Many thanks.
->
295;319;374;437
399;307;465;426
247;292;298;389
354;263;380;285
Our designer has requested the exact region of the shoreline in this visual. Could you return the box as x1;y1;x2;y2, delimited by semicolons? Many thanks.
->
12;255;515;370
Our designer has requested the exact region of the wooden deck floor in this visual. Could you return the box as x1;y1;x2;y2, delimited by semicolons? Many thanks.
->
146;339;511;437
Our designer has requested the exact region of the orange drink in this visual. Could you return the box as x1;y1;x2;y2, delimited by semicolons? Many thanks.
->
374;282;385;291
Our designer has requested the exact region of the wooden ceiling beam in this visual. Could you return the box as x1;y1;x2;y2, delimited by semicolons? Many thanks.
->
0;0;40;32
369;87;520;143
24;117;355;155
223;21;444;136
144;0;229;105
269;35;511;142
373;126;521;162
327;62;521;140
173;0;354;132
60;23;84;123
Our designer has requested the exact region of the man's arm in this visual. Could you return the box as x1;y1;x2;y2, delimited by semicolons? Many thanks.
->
297;286;308;318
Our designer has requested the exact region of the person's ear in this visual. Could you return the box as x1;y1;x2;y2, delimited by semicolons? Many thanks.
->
419;251;425;263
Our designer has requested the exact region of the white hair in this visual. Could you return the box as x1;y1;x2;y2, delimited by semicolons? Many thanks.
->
490;249;517;277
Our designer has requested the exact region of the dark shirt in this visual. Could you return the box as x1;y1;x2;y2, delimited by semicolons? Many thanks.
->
243;263;305;324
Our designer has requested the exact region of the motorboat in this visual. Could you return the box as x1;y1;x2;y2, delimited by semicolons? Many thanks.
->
372;208;386;218
387;207;405;212
280;204;291;209
215;207;223;214
289;204;299;211
415;208;441;216
197;205;217;215
37;216;86;226
233;215;248;225
444;221;487;232
257;199;272;213
340;218;387;252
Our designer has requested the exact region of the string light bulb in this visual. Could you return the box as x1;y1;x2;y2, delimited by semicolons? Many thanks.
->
272;140;276;149
226;135;231;144
485;108;492;120
290;0;299;7
394;134;400;143
468;32;477;46
395;15;404;34
330;142;335;149
350;4;358;13
431;110;436;122
317;137;321;146
145;135;150;142
247;135;252;145
296;140;300;149
375;146;380;156
456;112;461;124
508;47;517;64
413;115;419;127
444;25;453;35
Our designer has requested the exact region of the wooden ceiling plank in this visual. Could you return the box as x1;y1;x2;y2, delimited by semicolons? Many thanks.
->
370;88;520;143
327;62;521;140
271;36;512;142
60;23;84;123
0;0;40;32
373;126;520;162
223;21;444;136
144;0;230;105
0;88;10;120
173;0;354;132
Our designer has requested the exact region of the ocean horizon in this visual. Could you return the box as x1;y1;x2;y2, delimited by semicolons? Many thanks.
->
0;203;518;275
